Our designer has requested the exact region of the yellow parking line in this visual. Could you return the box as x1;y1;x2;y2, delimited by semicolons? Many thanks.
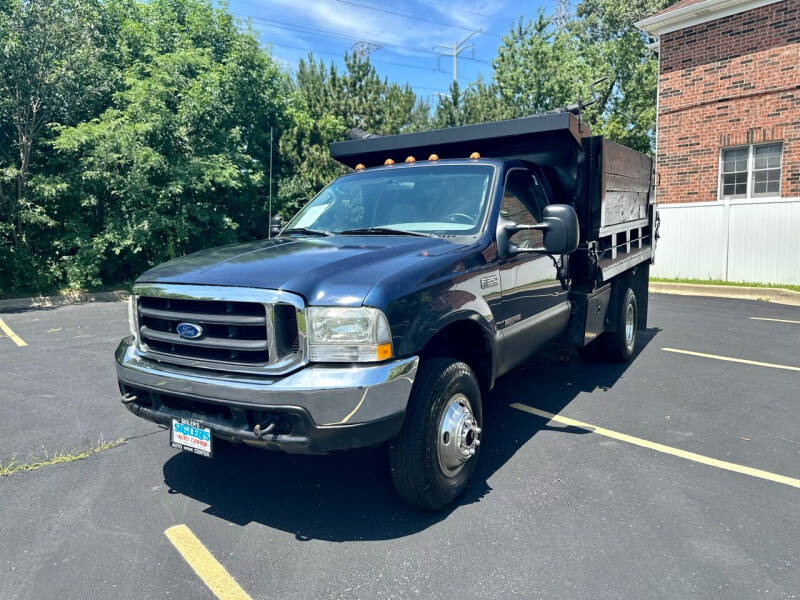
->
750;316;800;325
662;347;800;372
510;403;800;489
0;317;26;347
165;524;252;600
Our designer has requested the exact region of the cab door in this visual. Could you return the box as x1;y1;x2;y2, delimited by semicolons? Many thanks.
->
497;168;570;374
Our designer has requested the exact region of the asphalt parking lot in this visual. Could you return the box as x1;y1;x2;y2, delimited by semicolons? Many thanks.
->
1;293;799;599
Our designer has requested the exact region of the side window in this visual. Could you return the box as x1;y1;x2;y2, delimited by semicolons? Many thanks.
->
501;169;546;249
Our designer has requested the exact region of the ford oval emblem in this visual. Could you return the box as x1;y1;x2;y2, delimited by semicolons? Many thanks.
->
176;322;203;339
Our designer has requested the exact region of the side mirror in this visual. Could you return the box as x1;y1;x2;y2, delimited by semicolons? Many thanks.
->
269;216;283;237
539;204;579;255
496;204;579;258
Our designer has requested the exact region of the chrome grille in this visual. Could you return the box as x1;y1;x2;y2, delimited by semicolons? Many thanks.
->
138;296;270;365
132;284;307;375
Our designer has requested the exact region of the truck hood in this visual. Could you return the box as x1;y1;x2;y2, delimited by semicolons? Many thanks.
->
136;235;467;306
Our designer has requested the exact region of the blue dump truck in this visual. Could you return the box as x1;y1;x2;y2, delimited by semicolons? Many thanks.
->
116;110;656;509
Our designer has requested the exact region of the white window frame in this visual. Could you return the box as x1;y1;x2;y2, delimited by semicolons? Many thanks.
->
719;142;783;200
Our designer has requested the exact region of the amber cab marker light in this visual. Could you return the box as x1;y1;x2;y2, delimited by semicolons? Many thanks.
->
354;163;365;171
428;153;439;161
405;156;416;163
469;152;480;160
384;158;395;166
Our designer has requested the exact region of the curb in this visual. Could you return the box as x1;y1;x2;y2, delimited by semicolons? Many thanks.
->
650;282;800;307
0;290;129;312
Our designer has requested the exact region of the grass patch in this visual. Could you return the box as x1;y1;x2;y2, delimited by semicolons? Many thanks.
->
0;437;125;477
651;278;800;293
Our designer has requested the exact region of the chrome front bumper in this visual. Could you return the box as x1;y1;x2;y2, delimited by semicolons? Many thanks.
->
115;336;418;452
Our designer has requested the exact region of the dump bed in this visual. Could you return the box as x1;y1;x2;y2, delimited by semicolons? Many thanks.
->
581;136;655;282
330;112;655;285
584;137;653;237
330;112;587;206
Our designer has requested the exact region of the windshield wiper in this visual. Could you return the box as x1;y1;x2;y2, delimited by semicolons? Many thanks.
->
282;227;332;237
338;227;432;237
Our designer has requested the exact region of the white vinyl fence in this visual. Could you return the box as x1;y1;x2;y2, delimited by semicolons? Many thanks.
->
652;197;800;286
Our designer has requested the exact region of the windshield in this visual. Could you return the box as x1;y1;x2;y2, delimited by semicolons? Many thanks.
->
285;164;495;236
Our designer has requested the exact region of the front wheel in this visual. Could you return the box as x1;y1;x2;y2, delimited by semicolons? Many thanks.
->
389;358;482;511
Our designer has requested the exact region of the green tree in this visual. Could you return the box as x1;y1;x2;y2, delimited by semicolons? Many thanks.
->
47;0;290;287
570;0;670;152
432;2;670;153
0;0;109;291
493;15;586;119
277;52;430;217
433;77;502;129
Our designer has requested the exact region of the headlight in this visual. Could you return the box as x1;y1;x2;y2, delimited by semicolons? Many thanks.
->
127;295;138;341
308;306;392;362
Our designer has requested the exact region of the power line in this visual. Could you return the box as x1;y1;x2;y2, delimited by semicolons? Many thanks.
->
276;60;445;94
267;41;468;79
423;0;496;19
335;0;503;38
245;15;491;64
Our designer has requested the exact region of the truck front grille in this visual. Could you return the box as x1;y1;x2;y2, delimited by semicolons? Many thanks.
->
138;296;270;365
132;285;307;374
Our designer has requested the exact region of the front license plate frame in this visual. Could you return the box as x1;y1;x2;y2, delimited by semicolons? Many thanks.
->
170;418;213;458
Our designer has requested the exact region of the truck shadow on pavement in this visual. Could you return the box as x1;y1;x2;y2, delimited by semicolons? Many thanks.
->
162;328;660;541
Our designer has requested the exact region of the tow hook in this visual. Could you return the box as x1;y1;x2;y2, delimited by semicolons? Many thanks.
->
253;422;276;439
121;393;138;405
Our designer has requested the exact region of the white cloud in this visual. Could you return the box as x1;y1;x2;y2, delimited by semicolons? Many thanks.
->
242;0;506;57
428;0;507;33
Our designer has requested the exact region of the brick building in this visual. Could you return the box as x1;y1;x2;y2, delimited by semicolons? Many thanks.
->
637;0;799;204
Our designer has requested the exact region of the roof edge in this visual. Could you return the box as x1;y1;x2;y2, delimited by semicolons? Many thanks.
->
636;0;784;37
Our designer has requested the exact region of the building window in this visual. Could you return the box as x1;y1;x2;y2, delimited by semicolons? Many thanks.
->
720;143;782;199
752;144;782;196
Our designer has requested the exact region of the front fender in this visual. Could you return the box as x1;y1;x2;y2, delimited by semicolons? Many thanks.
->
401;297;496;357
363;241;502;382
383;281;500;382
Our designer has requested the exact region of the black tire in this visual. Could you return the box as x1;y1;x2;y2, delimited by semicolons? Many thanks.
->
389;358;482;511
604;287;638;362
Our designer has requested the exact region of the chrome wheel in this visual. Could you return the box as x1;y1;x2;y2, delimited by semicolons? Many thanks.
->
624;301;636;351
437;393;481;477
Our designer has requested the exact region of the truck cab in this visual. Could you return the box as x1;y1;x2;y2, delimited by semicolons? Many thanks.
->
116;112;655;510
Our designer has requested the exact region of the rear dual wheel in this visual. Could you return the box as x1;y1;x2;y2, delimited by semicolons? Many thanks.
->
389;358;482;511
578;286;638;363
605;287;638;362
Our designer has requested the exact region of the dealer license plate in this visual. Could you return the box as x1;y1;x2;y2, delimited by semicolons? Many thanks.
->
170;418;213;458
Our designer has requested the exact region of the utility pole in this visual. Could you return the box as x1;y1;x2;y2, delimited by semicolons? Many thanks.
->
554;0;571;30
434;30;481;83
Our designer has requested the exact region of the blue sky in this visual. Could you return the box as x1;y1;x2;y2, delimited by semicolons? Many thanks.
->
226;0;553;103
